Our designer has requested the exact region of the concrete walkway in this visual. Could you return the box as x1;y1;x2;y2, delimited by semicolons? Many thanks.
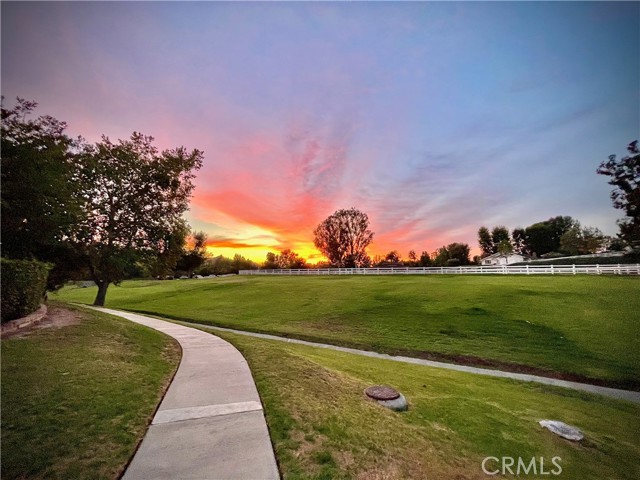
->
175;320;640;405
92;307;279;480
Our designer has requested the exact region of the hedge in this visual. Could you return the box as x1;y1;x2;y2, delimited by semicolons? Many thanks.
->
1;258;51;322
512;255;637;266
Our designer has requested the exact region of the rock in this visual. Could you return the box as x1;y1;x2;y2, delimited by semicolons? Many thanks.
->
378;393;408;411
539;420;584;441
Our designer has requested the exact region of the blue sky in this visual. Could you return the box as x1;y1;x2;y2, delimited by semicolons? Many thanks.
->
2;1;638;261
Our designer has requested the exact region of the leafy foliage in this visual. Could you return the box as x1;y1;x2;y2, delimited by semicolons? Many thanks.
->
196;254;258;275
477;226;493;257
1;98;83;266
597;140;640;250
559;223;605;255
263;249;306;269
175;230;209;276
71;132;203;305
433;243;471;266
512;228;528;255
384;250;401;263
523;216;575;256
491;226;510;248
313;208;373;267
418;251;432;266
1;258;51;322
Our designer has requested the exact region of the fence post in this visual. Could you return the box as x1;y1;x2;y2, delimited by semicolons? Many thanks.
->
550;264;554;275
596;264;601;275
526;265;530;275
572;264;576;275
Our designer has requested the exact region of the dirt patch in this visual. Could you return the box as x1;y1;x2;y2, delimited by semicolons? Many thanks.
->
3;305;82;339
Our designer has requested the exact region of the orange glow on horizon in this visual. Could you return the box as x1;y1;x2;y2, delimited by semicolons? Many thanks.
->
205;242;327;265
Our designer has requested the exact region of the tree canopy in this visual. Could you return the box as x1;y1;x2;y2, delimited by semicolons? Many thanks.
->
559;223;605;256
71;132;203;305
477;225;512;257
313;208;373;267
263;249;306;269
597;140;640;250
1;98;82;261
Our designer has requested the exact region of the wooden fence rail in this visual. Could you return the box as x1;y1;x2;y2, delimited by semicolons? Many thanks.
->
239;264;640;276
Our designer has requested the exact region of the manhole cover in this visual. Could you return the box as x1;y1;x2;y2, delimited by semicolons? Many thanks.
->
365;385;400;400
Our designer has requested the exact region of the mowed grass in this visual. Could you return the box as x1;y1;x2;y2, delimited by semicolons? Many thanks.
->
57;275;640;387
206;329;640;479
1;303;180;480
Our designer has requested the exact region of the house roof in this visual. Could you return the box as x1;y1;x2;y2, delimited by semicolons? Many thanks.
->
481;252;529;260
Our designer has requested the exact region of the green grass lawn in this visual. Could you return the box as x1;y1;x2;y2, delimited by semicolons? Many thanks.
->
205;328;640;479
1;303;180;480
57;275;640;388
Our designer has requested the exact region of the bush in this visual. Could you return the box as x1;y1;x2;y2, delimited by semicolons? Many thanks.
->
1;258;51;322
512;254;636;266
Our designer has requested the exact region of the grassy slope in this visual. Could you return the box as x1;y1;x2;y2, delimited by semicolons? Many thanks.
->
56;275;640;387
1;304;180;480
211;329;640;480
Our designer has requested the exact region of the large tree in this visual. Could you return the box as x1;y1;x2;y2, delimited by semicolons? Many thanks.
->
313;208;374;267
71;132;203;305
433;243;470;266
597;140;640;250
491;226;510;248
559;223;605;256
523;216;575;256
1;98;82;261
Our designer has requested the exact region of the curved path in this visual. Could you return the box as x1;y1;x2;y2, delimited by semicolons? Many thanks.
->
92;307;279;480
176;320;640;405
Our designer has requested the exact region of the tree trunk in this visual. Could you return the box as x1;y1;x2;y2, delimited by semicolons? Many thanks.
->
93;281;110;306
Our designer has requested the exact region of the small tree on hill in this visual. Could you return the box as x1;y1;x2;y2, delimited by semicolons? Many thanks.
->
313;208;373;267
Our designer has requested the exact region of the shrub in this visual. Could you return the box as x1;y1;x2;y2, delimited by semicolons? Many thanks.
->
1;258;51;322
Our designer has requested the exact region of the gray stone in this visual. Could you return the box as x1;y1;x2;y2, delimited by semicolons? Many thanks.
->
539;420;584;441
377;393;408;411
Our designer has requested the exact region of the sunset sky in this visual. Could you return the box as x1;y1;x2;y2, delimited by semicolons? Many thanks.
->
2;1;638;263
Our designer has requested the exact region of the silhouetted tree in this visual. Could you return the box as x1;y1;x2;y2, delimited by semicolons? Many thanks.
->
418;251;432;266
70;132;203;305
491;226;510;249
597;140;640;250
512;228;528;255
523;216;575;256
432;243;470;266
385;250;401;263
407;250;417;266
263;249;306;269
1;98;84;281
313;208;373;267
478;226;493;257
176;230;209;277
446;242;471;265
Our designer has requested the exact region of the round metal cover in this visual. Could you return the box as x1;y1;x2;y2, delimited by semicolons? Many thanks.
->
365;385;400;401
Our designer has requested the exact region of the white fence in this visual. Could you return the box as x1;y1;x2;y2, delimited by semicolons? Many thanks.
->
240;264;640;276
